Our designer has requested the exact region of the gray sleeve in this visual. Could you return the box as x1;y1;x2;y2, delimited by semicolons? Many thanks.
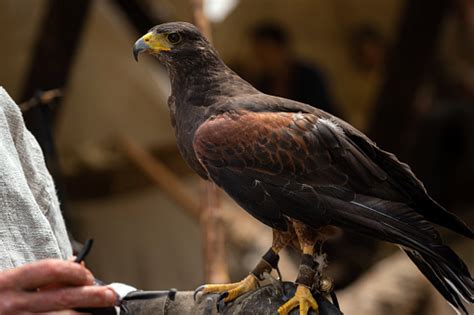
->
0;87;72;271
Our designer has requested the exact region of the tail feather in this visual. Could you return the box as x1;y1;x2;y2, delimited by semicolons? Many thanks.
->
404;246;473;315
416;197;474;239
348;131;474;239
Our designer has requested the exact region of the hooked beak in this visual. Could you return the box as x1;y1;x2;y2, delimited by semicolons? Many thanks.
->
133;37;149;62
133;32;172;62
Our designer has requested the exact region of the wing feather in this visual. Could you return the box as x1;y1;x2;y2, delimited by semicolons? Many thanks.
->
194;108;472;243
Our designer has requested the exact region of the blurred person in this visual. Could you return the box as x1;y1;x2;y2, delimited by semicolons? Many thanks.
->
438;0;474;102
249;22;337;115
344;24;386;131
0;87;118;314
351;24;385;75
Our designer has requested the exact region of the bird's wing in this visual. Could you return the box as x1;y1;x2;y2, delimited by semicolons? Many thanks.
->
193;109;434;238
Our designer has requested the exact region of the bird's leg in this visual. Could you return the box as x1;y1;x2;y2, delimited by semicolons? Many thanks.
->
251;228;296;281
278;245;319;315
195;228;293;302
278;221;319;315
310;238;337;308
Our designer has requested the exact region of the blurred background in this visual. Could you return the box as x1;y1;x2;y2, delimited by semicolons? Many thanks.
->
0;0;473;314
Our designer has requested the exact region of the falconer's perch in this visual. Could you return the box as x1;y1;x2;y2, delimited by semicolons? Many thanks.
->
133;22;473;315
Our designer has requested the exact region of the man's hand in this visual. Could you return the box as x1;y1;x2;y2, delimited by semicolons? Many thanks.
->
0;259;117;314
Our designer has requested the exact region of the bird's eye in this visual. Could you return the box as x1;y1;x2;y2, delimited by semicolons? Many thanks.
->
167;33;181;44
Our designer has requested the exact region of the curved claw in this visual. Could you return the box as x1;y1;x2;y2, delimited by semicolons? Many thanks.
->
194;285;206;301
193;275;259;305
217;291;229;302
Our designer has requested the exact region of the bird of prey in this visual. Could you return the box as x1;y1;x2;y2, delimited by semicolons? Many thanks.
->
133;22;473;315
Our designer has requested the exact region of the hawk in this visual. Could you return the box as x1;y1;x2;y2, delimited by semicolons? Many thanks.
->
133;22;473;315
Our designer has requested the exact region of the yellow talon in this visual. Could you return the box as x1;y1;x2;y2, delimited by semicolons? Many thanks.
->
278;285;319;315
200;274;259;302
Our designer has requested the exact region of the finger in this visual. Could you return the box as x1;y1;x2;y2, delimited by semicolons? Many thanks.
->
12;311;91;315
15;286;117;313
0;259;94;290
35;310;91;315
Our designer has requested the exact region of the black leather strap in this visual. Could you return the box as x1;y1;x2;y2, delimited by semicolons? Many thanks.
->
262;248;280;269
251;248;280;280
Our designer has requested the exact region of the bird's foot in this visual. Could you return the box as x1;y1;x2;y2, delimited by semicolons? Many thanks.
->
194;274;259;302
278;285;319;315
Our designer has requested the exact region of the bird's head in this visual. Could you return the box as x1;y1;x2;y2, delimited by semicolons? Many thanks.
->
133;22;218;68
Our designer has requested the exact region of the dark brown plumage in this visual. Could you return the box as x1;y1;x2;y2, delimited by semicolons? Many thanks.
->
134;22;473;314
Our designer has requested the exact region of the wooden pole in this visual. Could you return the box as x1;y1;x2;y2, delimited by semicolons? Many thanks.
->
199;181;230;283
189;0;213;41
